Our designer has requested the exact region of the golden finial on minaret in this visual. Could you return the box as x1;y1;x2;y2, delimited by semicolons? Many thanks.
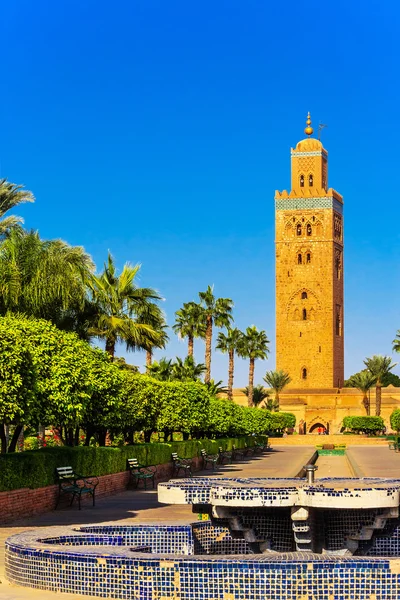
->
304;111;313;136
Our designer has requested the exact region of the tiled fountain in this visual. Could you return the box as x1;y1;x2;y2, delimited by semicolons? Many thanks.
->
7;470;400;599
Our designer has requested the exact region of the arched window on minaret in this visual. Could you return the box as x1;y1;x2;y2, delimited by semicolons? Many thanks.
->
302;368;307;380
301;291;307;299
306;224;312;236
297;253;302;265
309;174;313;187
302;308;307;320
300;175;304;188
296;224;302;236
306;252;311;263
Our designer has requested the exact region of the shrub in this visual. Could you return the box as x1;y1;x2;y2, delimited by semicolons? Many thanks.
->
390;410;400;432
342;416;384;434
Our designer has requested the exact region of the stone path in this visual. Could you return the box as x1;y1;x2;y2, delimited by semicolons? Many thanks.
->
0;446;314;600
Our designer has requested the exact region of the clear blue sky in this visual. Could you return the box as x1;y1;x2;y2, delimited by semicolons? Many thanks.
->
2;0;400;386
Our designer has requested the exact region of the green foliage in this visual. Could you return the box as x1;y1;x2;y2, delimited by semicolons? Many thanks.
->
344;369;399;388
263;370;292;399
0;436;267;492
242;384;269;407
390;409;400;432
342;416;385;434
88;252;162;358
0;315;123;440
0;229;94;327
0;178;34;237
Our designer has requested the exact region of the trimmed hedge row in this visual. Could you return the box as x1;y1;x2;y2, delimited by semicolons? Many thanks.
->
0;436;265;492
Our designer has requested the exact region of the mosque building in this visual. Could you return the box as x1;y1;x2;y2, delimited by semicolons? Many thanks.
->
233;114;400;433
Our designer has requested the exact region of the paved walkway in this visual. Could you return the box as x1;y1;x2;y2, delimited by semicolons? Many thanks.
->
346;445;400;477
0;446;314;600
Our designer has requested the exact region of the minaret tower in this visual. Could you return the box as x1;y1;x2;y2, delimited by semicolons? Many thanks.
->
275;113;344;388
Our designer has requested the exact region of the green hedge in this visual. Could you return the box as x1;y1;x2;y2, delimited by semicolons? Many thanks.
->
0;436;266;492
342;416;385;434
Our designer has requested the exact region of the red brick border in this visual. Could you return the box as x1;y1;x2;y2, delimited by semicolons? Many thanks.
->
0;456;203;524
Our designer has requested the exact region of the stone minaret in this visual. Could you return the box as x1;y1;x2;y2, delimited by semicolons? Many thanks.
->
275;113;344;388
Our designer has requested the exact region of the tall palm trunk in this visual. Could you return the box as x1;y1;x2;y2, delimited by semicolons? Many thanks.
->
363;392;370;415
204;316;213;384
105;338;115;360
228;349;234;401
375;383;382;416
188;335;194;357
248;358;255;407
146;349;152;372
275;391;280;412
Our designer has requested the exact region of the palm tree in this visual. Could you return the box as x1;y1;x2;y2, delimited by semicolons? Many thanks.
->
148;357;173;381
263;398;280;412
136;303;169;370
89;253;162;359
0;178;34;237
393;331;400;354
198;285;233;383
205;379;228;395
242;384;269;407
216;327;242;400
0;229;94;325
171;356;206;381
237;326;270;406
348;371;377;415
263;370;291;411
364;355;397;416
173;302;205;357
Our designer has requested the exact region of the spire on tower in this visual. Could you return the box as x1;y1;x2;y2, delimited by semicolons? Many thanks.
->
304;112;313;136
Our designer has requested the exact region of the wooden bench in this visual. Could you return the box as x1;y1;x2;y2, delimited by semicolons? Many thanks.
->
201;449;219;470
218;446;232;463
56;466;99;510
254;440;270;453
128;458;157;489
244;442;255;456
171;453;193;477
232;445;245;460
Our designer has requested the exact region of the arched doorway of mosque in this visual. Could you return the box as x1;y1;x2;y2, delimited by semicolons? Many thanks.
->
308;419;329;434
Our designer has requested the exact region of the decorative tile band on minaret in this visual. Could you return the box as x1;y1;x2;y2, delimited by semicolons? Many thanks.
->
275;113;344;389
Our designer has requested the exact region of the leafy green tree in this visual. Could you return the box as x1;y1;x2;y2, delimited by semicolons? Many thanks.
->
155;380;211;441
173;302;205;357
171;356;206;382
347;371;377;415
268;411;296;432
118;373;164;443
242;384;269;407
390;409;400;432
206;397;237;437
216;327;242;400
364;355;397;416
263;370;291;410
0;178;34;237
0;315;124;448
0;328;36;453
342;415;384;435
0;229;94;326
237;326;270;407
89;253;162;359
198;285;233;383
